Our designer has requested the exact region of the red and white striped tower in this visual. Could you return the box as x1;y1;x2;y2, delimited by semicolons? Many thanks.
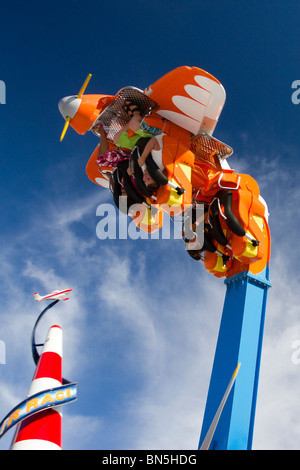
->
11;325;63;450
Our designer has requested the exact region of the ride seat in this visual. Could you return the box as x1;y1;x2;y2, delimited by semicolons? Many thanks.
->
154;135;195;215
209;187;268;266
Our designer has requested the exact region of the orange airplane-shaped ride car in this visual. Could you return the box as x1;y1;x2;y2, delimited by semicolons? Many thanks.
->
58;66;271;279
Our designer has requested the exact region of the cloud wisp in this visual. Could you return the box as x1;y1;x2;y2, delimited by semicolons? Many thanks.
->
1;149;300;450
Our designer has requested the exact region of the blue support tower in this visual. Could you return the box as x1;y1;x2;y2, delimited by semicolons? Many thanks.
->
199;268;271;450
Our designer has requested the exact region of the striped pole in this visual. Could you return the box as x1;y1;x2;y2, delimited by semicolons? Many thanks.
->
11;325;63;450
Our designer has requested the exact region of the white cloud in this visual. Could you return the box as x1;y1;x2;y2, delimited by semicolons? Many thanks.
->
62;412;104;450
253;253;300;449
1;148;300;451
92;252;224;449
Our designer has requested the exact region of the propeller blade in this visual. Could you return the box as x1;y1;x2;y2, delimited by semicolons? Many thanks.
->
200;362;241;450
59;74;92;141
77;73;92;99
60;116;71;142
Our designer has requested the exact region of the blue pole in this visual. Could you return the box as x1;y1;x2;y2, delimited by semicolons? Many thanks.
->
199;268;271;450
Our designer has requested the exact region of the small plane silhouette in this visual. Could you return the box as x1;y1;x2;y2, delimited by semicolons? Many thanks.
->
33;289;72;302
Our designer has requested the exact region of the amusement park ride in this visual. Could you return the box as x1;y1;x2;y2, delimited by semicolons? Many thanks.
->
0;66;271;450
57;66;271;450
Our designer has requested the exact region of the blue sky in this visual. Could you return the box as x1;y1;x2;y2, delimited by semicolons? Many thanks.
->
1;0;300;450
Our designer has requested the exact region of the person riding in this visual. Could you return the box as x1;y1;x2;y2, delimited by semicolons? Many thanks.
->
96;100;152;169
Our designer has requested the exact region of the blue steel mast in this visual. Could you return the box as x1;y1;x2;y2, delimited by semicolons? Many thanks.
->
199;267;271;450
